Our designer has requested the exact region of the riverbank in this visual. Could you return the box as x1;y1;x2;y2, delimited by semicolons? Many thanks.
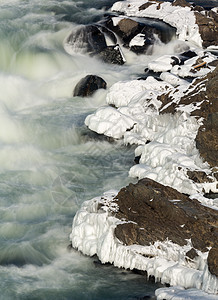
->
70;0;218;299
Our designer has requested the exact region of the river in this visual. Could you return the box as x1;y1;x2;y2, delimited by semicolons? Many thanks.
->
0;0;166;299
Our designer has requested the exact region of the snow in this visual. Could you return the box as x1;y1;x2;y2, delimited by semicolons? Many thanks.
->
148;55;178;72
106;76;172;107
70;191;218;296
129;33;146;47
111;0;202;47
160;72;187;86
85;106;135;139
156;286;218;300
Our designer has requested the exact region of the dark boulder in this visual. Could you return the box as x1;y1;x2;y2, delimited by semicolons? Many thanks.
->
73;75;107;97
129;26;161;54
114;178;218;252
66;25;107;55
98;45;125;65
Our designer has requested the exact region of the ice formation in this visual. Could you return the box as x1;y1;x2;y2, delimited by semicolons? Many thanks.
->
85;52;217;199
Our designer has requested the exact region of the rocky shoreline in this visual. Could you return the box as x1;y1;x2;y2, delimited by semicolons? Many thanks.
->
67;0;218;298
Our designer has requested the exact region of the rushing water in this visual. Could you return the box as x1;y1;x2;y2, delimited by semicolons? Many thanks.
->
0;0;167;299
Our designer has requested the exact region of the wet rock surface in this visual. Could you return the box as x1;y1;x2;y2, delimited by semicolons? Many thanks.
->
66;25;108;55
98;44;125;65
73;75;107;97
114;178;218;252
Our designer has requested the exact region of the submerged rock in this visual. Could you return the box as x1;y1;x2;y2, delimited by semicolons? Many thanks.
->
114;178;218;252
73;75;107;97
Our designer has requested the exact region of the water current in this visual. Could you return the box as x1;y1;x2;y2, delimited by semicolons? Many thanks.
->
0;0;213;299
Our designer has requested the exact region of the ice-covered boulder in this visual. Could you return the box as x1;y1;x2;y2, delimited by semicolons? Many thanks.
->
112;0;218;48
106;15;176;54
70;183;218;295
85;106;135;139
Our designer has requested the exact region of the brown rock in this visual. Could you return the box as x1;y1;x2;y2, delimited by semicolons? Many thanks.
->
195;11;218;48
114;178;218;251
196;113;218;167
186;248;198;260
187;170;213;183
114;18;143;44
160;64;218;118
139;2;154;11
207;246;218;276
172;0;191;7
